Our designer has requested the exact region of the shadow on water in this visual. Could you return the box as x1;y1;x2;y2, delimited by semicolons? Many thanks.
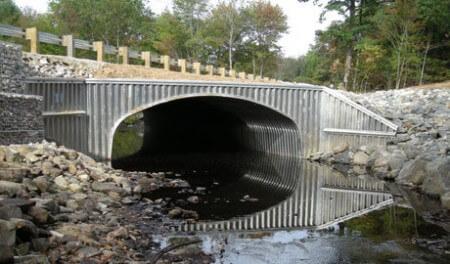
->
112;122;449;263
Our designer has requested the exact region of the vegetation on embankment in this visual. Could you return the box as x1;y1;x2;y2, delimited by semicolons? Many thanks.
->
2;0;447;90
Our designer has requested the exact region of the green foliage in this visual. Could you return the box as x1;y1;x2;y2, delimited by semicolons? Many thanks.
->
0;0;21;24
291;0;450;90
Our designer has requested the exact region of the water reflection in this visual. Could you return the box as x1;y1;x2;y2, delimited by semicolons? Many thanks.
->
178;162;393;232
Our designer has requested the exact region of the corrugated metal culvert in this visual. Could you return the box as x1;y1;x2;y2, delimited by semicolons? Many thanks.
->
24;78;397;161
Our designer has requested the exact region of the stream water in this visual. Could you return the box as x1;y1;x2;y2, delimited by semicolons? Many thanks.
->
112;124;449;264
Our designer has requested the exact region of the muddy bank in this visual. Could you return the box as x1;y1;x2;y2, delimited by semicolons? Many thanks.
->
310;88;450;209
0;142;212;263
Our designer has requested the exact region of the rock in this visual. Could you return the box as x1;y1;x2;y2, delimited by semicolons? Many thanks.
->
77;174;90;182
31;238;49;252
27;206;49;224
0;246;13;263
168;207;199;219
72;193;87;201
106;226;128;242
0;205;23;220
422;158;450;196
440;192;450;210
397;159;427;186
0;199;36;211
333;150;351;164
0;180;25;196
137;177;158;193
13;255;50;264
353;151;369;166
0;147;5;162
67;163;77;174
332;142;349;154
32;176;49;193
91;182;123;194
187;196;200;204
53;176;68;190
0;163;28;182
9;218;39;238
0;219;16;246
68;183;82;192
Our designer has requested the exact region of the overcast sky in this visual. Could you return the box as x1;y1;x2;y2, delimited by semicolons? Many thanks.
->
14;0;340;58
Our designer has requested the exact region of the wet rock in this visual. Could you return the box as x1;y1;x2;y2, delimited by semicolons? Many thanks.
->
187;196;200;204
91;182;123;194
241;195;259;202
137;177;158;193
0;180;25;196
168;207;199;219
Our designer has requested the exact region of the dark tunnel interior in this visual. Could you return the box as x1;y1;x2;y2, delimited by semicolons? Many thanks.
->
111;96;302;220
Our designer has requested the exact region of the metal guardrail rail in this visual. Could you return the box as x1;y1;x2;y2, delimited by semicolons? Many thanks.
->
0;23;268;80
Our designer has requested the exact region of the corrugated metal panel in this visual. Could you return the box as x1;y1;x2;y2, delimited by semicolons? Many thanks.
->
24;79;397;161
177;162;393;232
0;24;25;38
74;39;92;50
38;32;61;45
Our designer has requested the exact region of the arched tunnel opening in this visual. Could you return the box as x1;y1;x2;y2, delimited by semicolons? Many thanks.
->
112;96;302;220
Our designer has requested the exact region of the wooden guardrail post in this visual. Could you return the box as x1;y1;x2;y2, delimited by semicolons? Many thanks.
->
62;35;75;57
178;59;187;73
141;51;151;68
239;72;246;79
160;55;170;71
93;41;104;62
219;67;226;77
25;27;38;53
206;65;214;76
229;70;236;78
119;47;129;65
193;62;201;75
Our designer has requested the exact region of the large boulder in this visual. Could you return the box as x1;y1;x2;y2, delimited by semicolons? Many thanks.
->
397;158;427;186
422;158;450;197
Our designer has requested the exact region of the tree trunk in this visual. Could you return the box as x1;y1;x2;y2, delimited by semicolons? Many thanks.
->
228;30;233;71
343;49;352;90
419;38;430;85
343;0;356;91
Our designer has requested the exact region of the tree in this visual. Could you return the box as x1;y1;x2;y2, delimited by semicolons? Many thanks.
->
153;12;190;58
207;0;248;71
49;0;153;48
0;0;21;24
173;0;208;37
246;1;288;77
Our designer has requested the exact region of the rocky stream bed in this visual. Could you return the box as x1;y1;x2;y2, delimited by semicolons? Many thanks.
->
0;87;449;264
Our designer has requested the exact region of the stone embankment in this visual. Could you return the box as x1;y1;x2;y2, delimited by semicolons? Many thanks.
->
0;142;210;263
312;87;450;209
